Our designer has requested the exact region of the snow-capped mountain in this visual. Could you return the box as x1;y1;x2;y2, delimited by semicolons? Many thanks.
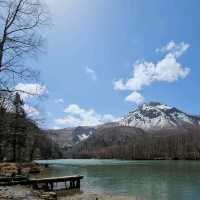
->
120;102;200;130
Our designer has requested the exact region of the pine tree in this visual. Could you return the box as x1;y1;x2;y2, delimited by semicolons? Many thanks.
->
0;100;6;160
11;93;26;162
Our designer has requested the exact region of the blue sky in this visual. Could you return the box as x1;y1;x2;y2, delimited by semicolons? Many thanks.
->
19;0;200;129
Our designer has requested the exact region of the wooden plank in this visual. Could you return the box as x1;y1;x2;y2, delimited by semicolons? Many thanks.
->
0;175;84;188
0;175;28;182
30;175;83;184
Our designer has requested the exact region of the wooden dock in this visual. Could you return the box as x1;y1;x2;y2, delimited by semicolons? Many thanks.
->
0;175;84;191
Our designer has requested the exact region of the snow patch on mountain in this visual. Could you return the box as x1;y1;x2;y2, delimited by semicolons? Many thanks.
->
72;127;96;143
78;131;94;141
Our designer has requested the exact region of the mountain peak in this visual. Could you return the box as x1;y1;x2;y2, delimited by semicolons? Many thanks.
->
139;102;172;111
120;102;200;130
142;101;163;107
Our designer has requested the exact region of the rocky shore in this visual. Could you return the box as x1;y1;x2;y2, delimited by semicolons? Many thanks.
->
0;185;41;200
60;193;145;200
0;185;145;200
0;163;41;176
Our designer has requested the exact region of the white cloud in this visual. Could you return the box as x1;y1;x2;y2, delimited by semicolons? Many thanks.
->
55;98;64;104
64;104;84;115
113;79;127;90
15;83;47;100
125;91;144;104
23;104;40;117
155;54;190;82
85;67;97;81
156;41;190;58
55;115;81;127
52;126;62;130
114;41;191;104
55;104;119;127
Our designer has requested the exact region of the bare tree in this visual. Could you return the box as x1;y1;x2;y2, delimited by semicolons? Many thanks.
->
0;0;49;92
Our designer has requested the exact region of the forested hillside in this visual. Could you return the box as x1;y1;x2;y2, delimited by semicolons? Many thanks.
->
0;112;62;161
0;93;62;162
69;125;200;160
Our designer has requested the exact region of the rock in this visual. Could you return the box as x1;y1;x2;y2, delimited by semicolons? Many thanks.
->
0;162;41;176
41;192;57;200
0;163;19;176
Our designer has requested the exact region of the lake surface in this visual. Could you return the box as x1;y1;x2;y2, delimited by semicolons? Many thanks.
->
35;159;200;200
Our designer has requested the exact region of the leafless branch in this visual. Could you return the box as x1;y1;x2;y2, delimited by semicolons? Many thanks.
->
0;0;49;92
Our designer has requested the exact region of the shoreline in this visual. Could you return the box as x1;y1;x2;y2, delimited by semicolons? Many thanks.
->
0;185;143;200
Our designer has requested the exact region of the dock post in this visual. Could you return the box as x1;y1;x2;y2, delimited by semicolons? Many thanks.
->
76;180;80;188
70;180;75;189
45;183;49;191
50;182;54;191
69;180;72;189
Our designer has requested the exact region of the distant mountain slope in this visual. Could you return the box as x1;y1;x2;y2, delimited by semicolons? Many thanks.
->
120;102;200;130
45;102;200;160
70;125;200;160
45;126;97;149
45;128;74;148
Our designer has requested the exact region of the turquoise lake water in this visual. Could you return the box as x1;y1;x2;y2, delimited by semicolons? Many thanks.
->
35;159;200;200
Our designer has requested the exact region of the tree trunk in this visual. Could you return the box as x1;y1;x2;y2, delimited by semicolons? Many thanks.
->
12;133;16;162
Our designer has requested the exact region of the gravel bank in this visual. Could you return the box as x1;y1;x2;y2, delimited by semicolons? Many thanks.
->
60;193;146;200
0;186;41;200
0;186;145;200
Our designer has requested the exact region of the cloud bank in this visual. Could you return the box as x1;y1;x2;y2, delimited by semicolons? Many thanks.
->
55;104;119;127
114;41;191;104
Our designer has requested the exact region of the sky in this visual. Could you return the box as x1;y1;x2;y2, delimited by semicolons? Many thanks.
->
17;0;200;129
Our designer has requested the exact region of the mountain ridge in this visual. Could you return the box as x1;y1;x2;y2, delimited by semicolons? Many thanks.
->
119;102;200;130
44;102;200;160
